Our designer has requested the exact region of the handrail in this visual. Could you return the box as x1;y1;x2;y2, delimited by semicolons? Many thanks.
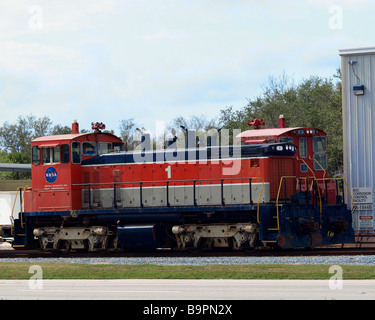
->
274;176;353;231
10;186;29;235
72;176;265;215
309;156;327;178
275;176;296;231
256;177;265;224
72;177;262;187
275;176;323;231
316;177;355;220
297;156;316;178
313;178;322;221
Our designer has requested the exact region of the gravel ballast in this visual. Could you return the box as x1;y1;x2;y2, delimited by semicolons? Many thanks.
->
1;255;375;265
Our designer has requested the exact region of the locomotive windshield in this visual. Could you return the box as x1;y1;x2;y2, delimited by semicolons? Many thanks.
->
82;142;97;156
98;142;124;154
82;141;125;157
313;136;327;153
278;137;293;144
313;136;327;170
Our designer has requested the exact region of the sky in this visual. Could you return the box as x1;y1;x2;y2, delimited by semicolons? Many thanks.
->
0;0;374;137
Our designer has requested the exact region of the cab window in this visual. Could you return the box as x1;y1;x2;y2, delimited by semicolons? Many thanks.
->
299;137;307;158
98;142;112;155
82;142;97;156
42;148;50;163
313;136;327;153
32;146;40;165
61;144;70;163
313;154;327;170
72;141;81;164
279;137;293;144
313;136;327;170
113;142;124;152
42;147;60;164
53;147;60;163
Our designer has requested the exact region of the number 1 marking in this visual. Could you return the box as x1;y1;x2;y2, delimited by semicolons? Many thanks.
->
165;165;171;179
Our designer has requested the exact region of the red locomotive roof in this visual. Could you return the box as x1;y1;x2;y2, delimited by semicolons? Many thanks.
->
32;132;123;144
237;127;300;139
236;127;327;144
32;133;87;143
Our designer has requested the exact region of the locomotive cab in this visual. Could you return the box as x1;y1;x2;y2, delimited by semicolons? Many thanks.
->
236;115;328;179
25;121;124;212
236;115;337;204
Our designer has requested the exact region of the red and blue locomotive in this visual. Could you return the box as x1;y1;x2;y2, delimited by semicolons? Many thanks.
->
12;117;354;251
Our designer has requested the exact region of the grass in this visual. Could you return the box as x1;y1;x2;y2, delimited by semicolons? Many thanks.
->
1;262;375;280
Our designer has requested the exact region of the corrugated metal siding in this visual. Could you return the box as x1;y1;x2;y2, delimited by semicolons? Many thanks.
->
341;48;375;231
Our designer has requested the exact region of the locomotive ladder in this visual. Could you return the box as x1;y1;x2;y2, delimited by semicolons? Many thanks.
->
274;176;354;229
10;186;29;248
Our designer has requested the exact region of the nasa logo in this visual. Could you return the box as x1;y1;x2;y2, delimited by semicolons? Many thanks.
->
45;167;58;183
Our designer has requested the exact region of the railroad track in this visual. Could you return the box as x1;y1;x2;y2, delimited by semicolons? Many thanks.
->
1;247;375;259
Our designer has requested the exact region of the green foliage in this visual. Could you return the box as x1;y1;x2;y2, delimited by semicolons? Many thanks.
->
219;70;343;176
0;115;75;157
0;115;76;180
119;118;146;151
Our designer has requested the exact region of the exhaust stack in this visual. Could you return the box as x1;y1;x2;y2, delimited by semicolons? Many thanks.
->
72;120;79;134
278;115;286;128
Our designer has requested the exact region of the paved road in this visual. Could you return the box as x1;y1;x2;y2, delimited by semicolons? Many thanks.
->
0;279;375;300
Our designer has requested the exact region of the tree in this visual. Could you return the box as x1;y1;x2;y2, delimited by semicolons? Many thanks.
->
166;115;218;132
119;118;145;151
51;124;72;135
0;115;75;179
163;114;220;148
0;115;50;155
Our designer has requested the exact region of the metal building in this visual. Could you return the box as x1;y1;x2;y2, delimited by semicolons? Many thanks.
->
340;47;375;233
